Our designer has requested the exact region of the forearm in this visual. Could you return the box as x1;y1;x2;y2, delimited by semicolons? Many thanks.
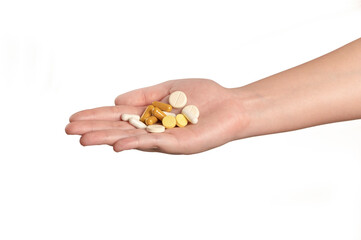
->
233;38;361;139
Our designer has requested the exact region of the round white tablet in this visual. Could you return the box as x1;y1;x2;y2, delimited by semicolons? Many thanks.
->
169;91;187;108
146;124;165;133
181;105;199;124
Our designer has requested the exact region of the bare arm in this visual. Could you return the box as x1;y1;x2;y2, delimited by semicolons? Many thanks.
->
66;38;361;154
234;37;361;139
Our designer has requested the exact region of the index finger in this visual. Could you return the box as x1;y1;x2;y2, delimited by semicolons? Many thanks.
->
69;105;144;122
114;81;173;106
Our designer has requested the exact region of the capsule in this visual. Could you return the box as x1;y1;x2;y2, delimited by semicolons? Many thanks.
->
152;101;172;112
140;105;154;122
152;107;167;121
145;116;158;125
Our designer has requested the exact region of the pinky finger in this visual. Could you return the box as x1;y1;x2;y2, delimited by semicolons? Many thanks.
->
113;133;179;153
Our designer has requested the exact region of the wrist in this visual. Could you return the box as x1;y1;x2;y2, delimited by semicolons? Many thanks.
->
227;85;265;140
228;79;285;141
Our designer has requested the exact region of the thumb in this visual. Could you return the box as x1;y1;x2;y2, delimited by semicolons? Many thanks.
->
115;81;173;106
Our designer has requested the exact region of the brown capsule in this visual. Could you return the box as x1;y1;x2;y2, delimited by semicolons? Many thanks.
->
152;101;172;112
145;116;158;125
152;107;167;121
140;105;154;122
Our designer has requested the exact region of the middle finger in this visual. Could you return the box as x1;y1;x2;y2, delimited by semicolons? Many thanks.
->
65;120;134;135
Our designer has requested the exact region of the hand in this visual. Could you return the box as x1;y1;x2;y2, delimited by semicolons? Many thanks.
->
65;78;249;154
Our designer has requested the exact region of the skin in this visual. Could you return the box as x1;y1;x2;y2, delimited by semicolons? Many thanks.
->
65;38;361;154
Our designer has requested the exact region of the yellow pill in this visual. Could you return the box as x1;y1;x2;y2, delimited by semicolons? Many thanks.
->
176;114;188;127
162;115;176;129
152;101;172;112
145;116;158;125
152;107;167;121
140;105;154;122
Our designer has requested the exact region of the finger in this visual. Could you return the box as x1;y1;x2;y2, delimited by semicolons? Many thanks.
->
113;133;181;153
114;81;173;106
65;120;134;135
69;106;144;122
80;129;147;146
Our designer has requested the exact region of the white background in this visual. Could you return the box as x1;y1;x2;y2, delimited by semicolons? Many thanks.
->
0;0;360;239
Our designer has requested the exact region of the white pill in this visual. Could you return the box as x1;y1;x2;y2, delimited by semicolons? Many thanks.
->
169;91;187;108
164;111;176;117
121;113;140;121
182;105;199;124
129;118;147;129
146;124;165;133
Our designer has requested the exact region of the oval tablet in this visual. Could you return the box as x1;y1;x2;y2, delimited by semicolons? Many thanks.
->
164;112;176;117
169;91;187;108
182;105;199;124
176;114;188;127
121;113;140;121
146;124;165;133
129;118;147;129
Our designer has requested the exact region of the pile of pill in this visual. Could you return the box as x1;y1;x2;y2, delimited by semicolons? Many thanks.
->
121;91;199;133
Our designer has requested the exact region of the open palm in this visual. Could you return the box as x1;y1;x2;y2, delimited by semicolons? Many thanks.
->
66;78;247;154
